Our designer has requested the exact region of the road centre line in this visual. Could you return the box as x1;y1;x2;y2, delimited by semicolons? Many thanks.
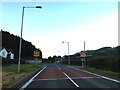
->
67;66;120;83
20;66;47;90
63;72;79;88
58;67;61;70
57;66;61;70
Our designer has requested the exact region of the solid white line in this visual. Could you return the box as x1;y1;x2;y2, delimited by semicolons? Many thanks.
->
63;72;79;88
67;66;120;83
20;66;47;90
102;76;120;83
71;77;101;79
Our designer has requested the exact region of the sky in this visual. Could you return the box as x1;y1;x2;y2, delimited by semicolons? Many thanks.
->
1;1;118;58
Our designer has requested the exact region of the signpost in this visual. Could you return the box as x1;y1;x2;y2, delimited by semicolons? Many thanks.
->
81;58;83;67
80;51;86;67
80;41;86;67
34;51;40;57
80;51;86;56
33;51;40;67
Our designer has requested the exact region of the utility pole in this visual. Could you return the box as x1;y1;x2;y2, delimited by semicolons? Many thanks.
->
84;41;86;66
62;41;70;65
18;7;24;73
68;42;70;65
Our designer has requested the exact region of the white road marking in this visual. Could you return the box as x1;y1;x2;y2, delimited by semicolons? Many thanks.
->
71;77;101;79
33;77;100;81
33;78;68;81
58;67;61;70
20;66;47;90
57;66;61;70
67;66;120;83
63;72;79;88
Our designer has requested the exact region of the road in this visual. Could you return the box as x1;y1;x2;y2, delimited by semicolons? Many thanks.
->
20;64;120;89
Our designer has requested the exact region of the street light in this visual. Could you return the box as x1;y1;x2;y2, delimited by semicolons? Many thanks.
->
18;6;42;73
62;41;70;65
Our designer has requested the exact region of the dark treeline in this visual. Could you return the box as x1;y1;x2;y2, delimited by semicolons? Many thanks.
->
63;46;120;72
86;46;120;72
1;30;42;59
45;55;62;63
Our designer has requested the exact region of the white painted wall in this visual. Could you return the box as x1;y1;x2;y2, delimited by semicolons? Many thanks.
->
0;48;8;58
9;52;14;59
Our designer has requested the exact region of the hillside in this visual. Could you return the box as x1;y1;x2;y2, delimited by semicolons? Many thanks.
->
1;30;42;59
63;46;120;72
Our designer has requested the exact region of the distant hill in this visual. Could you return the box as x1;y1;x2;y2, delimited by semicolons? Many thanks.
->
1;30;42;59
68;46;120;72
72;46;119;57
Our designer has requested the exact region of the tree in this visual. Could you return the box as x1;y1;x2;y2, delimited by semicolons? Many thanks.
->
1;30;42;59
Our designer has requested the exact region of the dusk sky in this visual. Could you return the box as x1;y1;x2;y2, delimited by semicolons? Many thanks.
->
1;1;118;58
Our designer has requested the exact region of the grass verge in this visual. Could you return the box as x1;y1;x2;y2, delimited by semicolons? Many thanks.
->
81;66;120;80
2;64;41;88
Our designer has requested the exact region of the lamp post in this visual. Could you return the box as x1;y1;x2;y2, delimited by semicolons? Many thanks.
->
18;6;42;73
62;41;70;65
84;41;86;66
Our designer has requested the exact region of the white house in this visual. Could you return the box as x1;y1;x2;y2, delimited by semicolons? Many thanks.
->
9;52;14;59
0;48;8;59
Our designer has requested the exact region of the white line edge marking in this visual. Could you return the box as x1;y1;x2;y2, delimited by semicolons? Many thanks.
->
63;72;79;88
67;66;120;83
20;66;47;90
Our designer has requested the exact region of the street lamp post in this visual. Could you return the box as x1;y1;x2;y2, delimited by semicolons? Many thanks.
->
62;41;70;65
18;6;42;73
84;41;86;66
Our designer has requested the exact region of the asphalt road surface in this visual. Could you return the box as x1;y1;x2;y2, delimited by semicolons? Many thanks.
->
20;64;120;89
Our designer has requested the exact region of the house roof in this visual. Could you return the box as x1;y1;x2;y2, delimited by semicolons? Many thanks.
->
0;48;6;51
0;48;14;53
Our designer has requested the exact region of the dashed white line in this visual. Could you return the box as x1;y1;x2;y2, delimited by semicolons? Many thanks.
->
20;66;47;90
58;67;61;70
57;66;61;70
63;72;79;88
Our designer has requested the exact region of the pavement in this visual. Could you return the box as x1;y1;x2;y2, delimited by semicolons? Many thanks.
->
17;64;120;89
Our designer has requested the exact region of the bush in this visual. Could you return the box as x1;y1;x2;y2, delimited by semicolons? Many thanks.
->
62;59;82;65
87;55;119;72
2;58;26;65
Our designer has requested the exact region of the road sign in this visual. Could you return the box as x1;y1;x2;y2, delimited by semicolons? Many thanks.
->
80;51;86;56
34;51;40;57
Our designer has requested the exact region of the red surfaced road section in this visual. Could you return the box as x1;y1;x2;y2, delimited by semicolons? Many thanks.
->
61;67;99;78
34;67;67;80
34;66;99;80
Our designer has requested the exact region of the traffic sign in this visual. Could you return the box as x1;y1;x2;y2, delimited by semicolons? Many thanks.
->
33;51;40;57
80;51;86;56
